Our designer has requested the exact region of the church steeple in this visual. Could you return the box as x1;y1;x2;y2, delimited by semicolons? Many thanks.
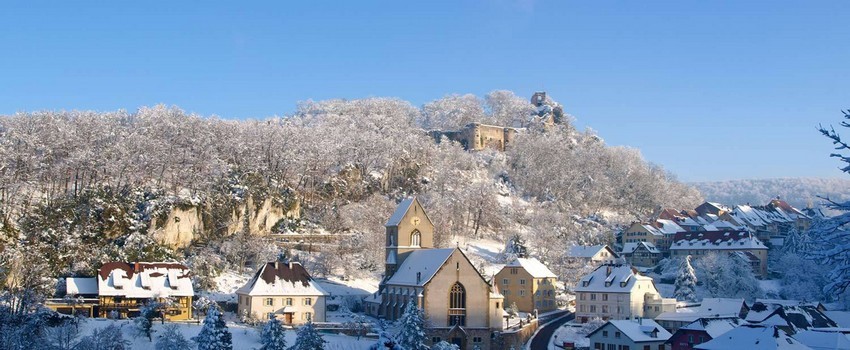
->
384;197;434;278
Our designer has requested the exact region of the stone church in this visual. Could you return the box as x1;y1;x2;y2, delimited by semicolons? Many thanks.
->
364;197;505;349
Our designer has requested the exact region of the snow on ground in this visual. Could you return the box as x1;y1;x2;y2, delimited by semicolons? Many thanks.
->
318;276;378;297
201;270;253;303
78;318;374;350
458;236;507;277
549;322;593;349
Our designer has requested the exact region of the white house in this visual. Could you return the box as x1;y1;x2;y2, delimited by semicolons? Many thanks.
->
236;260;328;324
568;245;620;264
574;263;675;323
587;319;672;350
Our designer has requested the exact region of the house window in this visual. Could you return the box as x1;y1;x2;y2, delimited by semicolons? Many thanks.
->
511;268;518;275
590;305;596;312
410;230;421;247
520;279;526;285
305;298;312;306
286;298;293;306
503;278;509;285
448;282;466;326
615;331;620;338
520;290;526;296
305;312;312;321
591;294;597;300
432;337;441;343
602;294;608;301
580;293;586;301
473;337;482;343
264;298;273;306
688;335;693;343
602;305;608;313
603;331;608;337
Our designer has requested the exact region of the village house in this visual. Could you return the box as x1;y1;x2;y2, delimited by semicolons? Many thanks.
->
495;257;558;313
694;202;731;217
235;260;327;324
567;245;619;265
694;324;810;350
654;298;749;332
621;220;685;257
745;300;837;335
666;317;743;350
669;230;769;277
587;319;672;350
574;263;675;323
620;241;662;267
96;262;194;320
364;197;504;349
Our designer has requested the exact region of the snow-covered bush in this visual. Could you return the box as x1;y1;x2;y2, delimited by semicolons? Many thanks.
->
290;320;326;350
75;324;129;350
396;302;428;350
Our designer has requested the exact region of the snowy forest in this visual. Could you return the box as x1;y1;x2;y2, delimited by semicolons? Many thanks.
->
693;177;850;209
0;90;702;292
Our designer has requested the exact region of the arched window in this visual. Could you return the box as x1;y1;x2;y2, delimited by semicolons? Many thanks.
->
410;230;421;247
449;282;466;326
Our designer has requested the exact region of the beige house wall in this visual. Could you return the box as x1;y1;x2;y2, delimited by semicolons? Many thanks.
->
422;249;492;328
236;294;326;324
495;268;557;313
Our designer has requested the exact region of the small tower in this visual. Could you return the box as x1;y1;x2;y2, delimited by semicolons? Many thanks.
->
383;197;434;278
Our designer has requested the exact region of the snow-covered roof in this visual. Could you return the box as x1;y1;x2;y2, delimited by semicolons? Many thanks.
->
97;262;194;298
694;325;810;350
824;311;850;327
655;298;745;322
66;277;98;296
589;319;671;342
386;197;415;227
575;264;654;293
793;330;850;350
568;245;609;258
505;258;557;278
385;248;455;287
746;302;837;330
621;241;661;255
671;230;767;251
680;317;743;338
732;205;770;227
655;219;686;234
236;261;327;297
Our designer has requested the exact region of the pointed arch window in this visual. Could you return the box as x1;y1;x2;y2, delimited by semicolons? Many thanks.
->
449;282;466;326
411;230;421;247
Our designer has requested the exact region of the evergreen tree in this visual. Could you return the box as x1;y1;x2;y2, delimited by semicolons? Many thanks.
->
156;324;191;350
502;233;528;261
135;301;161;341
396;302;428;350
674;255;698;302
260;317;287;350
193;306;232;350
290;320;326;350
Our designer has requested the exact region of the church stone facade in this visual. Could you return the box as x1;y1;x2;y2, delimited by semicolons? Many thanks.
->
366;197;505;349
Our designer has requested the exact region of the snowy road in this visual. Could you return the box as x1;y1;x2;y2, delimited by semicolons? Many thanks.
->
527;310;573;350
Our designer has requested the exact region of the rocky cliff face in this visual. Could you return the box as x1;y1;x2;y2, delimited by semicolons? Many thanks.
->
150;196;301;248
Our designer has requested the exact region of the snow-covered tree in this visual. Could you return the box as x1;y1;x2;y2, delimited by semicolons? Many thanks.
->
193;306;232;350
502;234;528;261
156;324;191;350
695;252;762;301
75;324;129;350
135;301;162;341
290;320;326;350
812;110;850;299
506;302;519;318
674;255;698;302
396;302;428;350
369;331;403;350
259;317;287;350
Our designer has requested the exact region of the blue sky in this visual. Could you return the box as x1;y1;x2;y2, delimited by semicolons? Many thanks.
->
1;1;848;181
